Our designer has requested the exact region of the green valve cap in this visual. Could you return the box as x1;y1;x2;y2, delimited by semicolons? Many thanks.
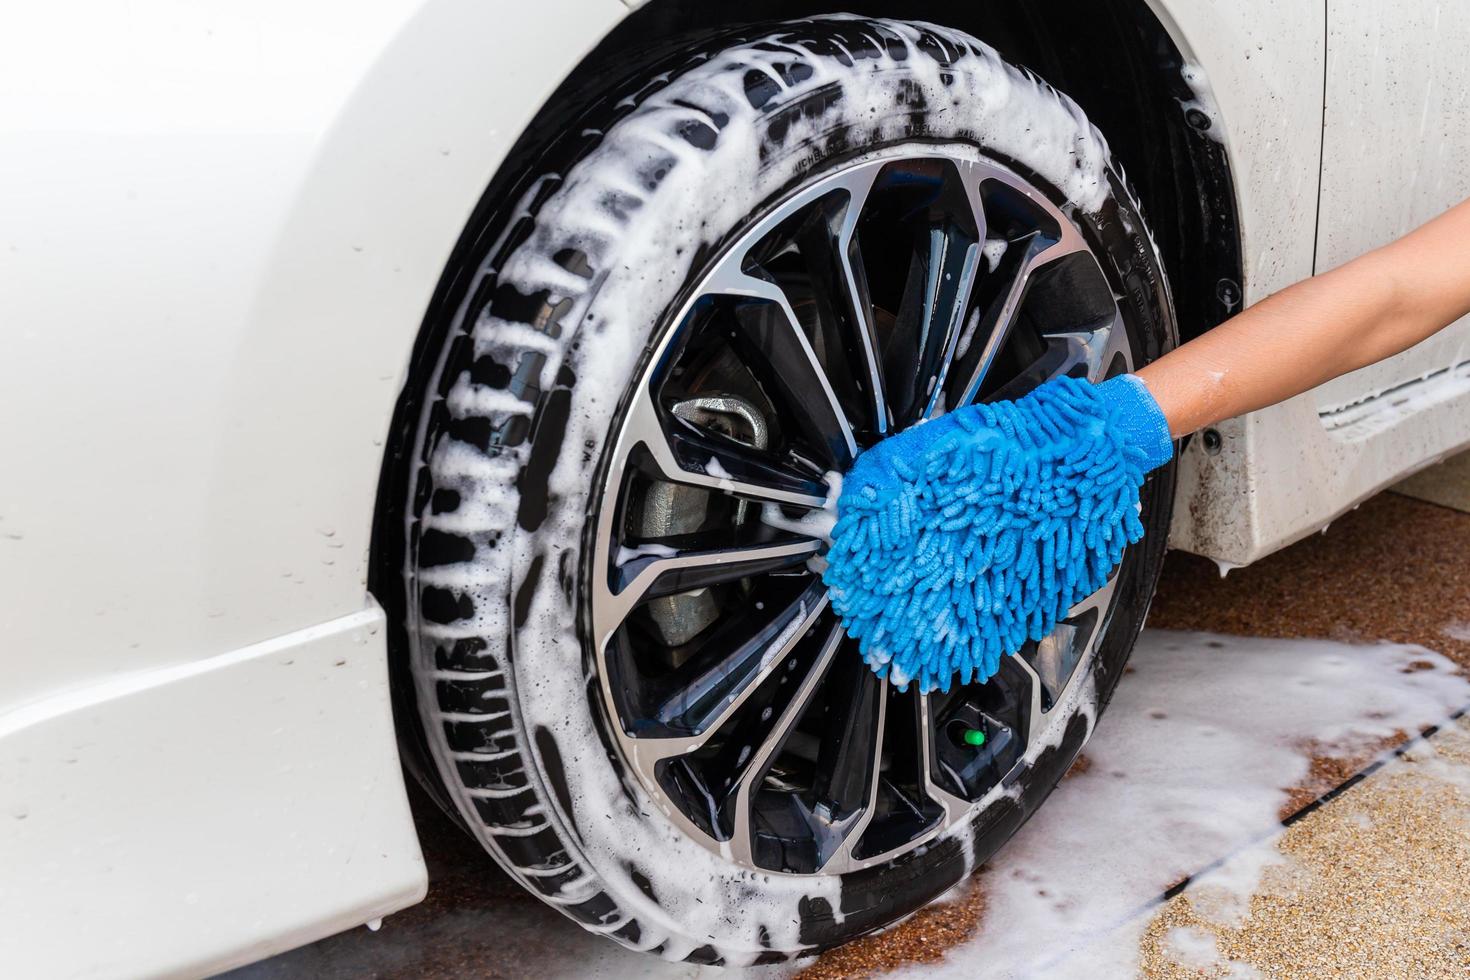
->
962;727;986;747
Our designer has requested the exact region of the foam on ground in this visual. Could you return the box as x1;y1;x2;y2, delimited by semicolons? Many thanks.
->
897;629;1470;978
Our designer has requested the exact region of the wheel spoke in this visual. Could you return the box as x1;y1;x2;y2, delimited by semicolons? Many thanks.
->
942;215;1092;414
1088;307;1135;380
985;307;1133;403
1009;652;1049;750
626;590;832;766
725;623;845;866
805;660;885;870
597;538;821;645
1019;570;1122;729
822;676;892;869
1065;569;1120;640
704;267;858;466
919;240;983;420
913;161;989;420
918;693;976;820
957;159;991;248
624;391;831;510
878;222;982;427
833;168;890;435
664;416;830;504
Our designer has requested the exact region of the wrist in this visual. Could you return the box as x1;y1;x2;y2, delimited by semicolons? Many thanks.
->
1095;374;1174;471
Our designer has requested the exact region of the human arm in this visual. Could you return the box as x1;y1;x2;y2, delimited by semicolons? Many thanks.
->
1135;196;1470;438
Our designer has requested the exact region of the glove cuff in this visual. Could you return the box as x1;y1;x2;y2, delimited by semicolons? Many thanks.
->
1095;374;1174;472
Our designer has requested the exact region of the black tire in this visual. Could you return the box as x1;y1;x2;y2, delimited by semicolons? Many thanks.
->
388;16;1176;964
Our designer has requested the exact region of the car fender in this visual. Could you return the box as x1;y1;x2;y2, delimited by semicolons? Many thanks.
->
0;1;627;976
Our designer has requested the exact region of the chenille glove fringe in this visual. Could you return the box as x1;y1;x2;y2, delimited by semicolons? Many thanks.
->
822;374;1173;694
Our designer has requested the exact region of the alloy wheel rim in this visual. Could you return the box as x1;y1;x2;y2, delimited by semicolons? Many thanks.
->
588;145;1134;876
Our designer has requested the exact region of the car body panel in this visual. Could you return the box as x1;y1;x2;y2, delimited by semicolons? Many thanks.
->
1313;0;1470;415
1166;0;1470;563
0;0;621;709
0;0;623;975
0;608;422;979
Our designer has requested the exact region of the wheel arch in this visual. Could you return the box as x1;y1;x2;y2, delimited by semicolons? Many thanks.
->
372;0;1247;821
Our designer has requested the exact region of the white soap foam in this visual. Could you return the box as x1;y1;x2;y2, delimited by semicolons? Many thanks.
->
759;471;843;546
1184;843;1294;930
1400;734;1470;796
1161;924;1221;969
981;237;1009;272
952;308;983;362
1443;621;1470;642
614;542;679;567
1179;63;1227;146
1320;359;1470;439
893;630;1470;979
703;455;733;487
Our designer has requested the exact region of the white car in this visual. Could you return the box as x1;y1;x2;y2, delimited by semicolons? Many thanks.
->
3;2;1467;975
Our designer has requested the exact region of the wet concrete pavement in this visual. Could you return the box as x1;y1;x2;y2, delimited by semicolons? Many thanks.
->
232;459;1470;979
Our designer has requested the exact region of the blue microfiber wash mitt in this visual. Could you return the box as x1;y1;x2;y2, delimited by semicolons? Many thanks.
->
823;374;1174;694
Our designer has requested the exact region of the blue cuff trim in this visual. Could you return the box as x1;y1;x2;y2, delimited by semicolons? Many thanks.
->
1095;374;1174;472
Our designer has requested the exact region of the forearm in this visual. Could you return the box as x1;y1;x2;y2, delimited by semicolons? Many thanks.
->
1136;197;1470;438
